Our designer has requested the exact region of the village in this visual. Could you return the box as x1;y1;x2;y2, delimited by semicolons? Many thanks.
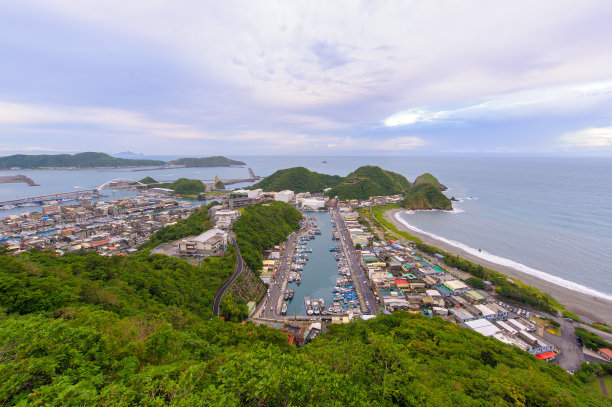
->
3;184;610;373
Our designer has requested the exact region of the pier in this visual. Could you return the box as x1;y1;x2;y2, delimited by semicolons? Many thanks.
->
0;189;100;207
0;175;39;186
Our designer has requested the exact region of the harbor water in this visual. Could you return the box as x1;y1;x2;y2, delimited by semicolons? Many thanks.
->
286;211;339;316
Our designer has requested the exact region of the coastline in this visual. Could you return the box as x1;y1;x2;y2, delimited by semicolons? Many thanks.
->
385;208;612;325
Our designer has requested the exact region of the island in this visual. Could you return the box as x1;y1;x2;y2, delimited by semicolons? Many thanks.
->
0;152;245;169
251;165;452;210
168;156;246;167
248;166;344;193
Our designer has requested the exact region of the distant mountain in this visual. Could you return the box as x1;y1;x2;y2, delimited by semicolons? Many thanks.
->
402;183;452;210
325;165;412;200
413;172;447;191
168;156;246;167
249;167;344;193
0;152;164;169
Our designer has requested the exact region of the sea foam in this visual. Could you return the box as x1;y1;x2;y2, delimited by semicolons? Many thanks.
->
395;211;612;302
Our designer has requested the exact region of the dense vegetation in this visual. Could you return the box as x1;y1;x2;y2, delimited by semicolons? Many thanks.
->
417;243;561;314
402;183;453;210
325;165;413;200
233;201;302;273
0;277;606;407
139;176;157;184
139;204;212;251
0;152;164;169
168;156;245;167
249;166;344;193
159;178;206;195
575;327;612;352
413;172;447;190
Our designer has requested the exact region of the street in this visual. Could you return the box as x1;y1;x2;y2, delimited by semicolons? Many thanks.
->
331;207;378;315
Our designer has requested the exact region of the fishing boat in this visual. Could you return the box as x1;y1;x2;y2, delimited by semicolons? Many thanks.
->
281;302;288;315
313;299;320;315
284;290;290;300
288;289;295;299
305;296;313;315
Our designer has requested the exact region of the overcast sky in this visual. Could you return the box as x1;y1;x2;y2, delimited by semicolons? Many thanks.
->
1;1;612;156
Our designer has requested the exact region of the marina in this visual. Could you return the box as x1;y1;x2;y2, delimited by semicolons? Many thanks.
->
283;211;340;315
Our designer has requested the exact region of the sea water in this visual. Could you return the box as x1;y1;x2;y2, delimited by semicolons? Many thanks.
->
2;156;611;299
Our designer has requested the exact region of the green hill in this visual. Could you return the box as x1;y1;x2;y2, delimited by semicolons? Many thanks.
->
168;156;245;167
249;166;344;193
414;172;447;191
0;152;164;169
0;244;606;407
233;201;302;273
402;183;453;210
325;165;412;200
159;178;206;195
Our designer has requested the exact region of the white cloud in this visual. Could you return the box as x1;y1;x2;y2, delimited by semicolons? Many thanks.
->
383;80;612;127
561;125;612;148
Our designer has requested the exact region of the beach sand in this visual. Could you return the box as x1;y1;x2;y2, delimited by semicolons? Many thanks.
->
385;209;612;325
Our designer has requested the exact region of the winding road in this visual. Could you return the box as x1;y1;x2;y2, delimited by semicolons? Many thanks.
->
212;237;244;317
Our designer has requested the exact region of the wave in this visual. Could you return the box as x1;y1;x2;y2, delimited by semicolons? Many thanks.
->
395;211;612;302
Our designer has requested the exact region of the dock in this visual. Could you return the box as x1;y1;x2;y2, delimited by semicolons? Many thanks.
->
0;189;99;207
0;175;39;186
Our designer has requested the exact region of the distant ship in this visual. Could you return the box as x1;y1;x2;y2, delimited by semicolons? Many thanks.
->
321;160;327;163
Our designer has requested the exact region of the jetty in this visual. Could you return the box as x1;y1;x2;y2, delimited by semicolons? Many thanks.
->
0;175;39;186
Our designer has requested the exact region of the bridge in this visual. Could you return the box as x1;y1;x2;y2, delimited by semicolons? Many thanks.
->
96;178;147;191
0;189;99;207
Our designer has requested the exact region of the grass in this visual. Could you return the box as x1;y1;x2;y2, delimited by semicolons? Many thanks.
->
593;323;612;334
562;310;585;323
370;204;423;243
531;315;561;336
590;374;612;398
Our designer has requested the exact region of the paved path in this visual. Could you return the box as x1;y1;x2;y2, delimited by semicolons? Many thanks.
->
332;207;378;315
212;238;243;316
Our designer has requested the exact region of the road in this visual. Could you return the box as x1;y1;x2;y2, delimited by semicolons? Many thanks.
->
543;318;585;372
212;237;244;316
331;207;378;315
260;230;300;319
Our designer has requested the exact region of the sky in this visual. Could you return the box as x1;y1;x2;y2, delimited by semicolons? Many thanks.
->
1;0;612;156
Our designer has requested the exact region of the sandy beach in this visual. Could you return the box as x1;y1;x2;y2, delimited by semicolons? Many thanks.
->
385;209;612;325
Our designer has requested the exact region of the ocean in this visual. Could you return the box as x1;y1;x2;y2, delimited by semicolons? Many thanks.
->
1;156;611;300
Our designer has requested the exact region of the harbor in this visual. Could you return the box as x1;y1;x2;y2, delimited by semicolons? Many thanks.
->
282;211;341;316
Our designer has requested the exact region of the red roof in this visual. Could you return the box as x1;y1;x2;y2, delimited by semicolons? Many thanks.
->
535;351;557;360
394;279;410;285
599;348;612;359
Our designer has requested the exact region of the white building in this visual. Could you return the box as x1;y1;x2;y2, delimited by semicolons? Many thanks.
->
178;228;228;257
301;198;327;210
274;190;295;203
248;189;262;199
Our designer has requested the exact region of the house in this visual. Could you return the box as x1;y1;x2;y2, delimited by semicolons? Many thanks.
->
274;190;295;203
598;348;612;362
178;228;228;256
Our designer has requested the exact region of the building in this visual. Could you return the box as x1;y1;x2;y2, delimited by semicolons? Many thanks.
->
598;348;612;362
274;190;295;203
224;191;254;209
301;198;327;210
178;228;228;256
462;318;501;337
213;209;241;229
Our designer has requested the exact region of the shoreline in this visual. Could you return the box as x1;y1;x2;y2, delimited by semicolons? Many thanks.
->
385;208;612;325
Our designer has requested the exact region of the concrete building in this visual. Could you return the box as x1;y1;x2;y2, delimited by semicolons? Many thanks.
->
274;190;295;203
213;209;241;229
301;198;327;210
178;228;228;257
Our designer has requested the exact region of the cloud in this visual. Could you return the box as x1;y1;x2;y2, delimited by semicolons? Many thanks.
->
383;80;612;127
561;125;612;148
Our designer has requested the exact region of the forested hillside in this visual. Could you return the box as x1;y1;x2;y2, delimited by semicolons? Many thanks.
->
249;167;344;193
233;201;302;273
0;152;164;169
138;203;214;251
168;156;245;167
325;165;413;200
402;183;452;210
